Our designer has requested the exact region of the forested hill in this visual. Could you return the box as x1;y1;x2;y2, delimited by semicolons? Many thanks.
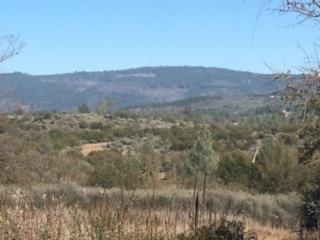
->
0;66;280;112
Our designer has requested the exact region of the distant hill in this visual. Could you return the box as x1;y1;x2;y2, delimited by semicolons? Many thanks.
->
0;66;282;112
132;93;284;117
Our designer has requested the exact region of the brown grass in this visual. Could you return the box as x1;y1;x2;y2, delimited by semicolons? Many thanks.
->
81;142;111;156
0;200;296;240
0;183;301;239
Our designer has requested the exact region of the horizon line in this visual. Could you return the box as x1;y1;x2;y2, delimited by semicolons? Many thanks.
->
1;65;274;76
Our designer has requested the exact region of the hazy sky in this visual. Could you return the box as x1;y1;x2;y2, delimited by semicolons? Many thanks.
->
0;1;319;74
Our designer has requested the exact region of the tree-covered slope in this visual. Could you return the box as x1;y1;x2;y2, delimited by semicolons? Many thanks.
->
0;66;280;112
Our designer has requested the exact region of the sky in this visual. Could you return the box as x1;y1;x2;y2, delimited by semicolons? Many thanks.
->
0;0;319;75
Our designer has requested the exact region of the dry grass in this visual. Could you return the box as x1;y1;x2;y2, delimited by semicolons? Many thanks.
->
0;183;300;239
246;222;295;240
81;142;111;156
0;200;296;240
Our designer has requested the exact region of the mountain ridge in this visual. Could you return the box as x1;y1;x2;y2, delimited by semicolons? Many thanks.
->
0;66;280;112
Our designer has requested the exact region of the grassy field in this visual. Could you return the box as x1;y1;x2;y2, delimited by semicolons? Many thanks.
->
0;112;314;239
0;183;299;239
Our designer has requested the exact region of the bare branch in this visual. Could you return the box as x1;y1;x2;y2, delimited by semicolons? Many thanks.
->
277;0;320;22
0;35;24;64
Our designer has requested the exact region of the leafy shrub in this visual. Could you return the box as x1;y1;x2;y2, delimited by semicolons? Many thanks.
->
90;121;104;130
87;150;142;189
89;210;117;240
49;129;79;149
216;151;251;187
78;130;109;142
251;138;304;193
79;121;89;129
78;104;90;113
178;220;246;240
300;176;320;231
184;132;218;177
43;112;53;120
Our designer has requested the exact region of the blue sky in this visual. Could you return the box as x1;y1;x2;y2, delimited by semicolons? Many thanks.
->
0;0;318;74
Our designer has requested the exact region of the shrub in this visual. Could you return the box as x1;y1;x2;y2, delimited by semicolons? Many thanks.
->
300;176;320;231
78;130;108;142
184;132;218;177
251;138;304;193
49;129;79;149
79;121;89;129
89;210;117;240
78;104;90;114
216;151;251;187
177;220;247;240
90;122;104;130
87;150;142;189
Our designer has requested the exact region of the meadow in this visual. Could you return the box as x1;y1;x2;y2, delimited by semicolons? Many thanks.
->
0;111;317;239
0;183;299;239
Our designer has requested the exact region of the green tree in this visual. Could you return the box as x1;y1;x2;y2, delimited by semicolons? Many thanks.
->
216;151;251;187
106;99;115;114
87;150;142;189
95;99;115;115
300;176;320;232
78;104;90;113
250;138;304;193
139;142;161;185
185;132;218;177
96;99;107;115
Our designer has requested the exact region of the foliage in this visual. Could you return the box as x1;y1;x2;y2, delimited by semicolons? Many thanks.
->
87;150;142;189
78;104;90;114
185;132;218;177
96;100;107;115
251;138;304;193
300;176;320;231
216;151;252;187
178;221;246;240
0;112;309;195
0;67;278;112
49;129;79;150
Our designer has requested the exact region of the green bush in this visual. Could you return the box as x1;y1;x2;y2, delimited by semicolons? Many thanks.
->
78;130;107;142
78;104;90;114
251;138;304;193
216;151;251;187
87;150;142;189
78;121;89;129
300;176;320;231
177;220;247;240
90;121;104;130
49;129;79;150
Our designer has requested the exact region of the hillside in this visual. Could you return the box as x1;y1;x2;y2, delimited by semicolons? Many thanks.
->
133;93;283;117
0;66;281;112
0;111;303;239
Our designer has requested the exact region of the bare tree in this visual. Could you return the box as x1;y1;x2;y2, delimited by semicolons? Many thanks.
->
0;34;23;64
266;1;320;236
278;0;320;21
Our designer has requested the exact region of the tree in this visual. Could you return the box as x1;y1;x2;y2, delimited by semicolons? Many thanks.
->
266;0;320;235
300;176;320;232
78;104;90;113
0;34;23;64
216;150;252;187
185;132;218;178
139;142;161;185
96;99;107;115
106;99;115;114
95;99;115;115
87;150;142;189
277;1;320;22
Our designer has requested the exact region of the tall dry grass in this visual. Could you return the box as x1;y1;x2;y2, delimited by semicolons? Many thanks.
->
0;183;299;239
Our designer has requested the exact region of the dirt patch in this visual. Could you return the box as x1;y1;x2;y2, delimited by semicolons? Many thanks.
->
81;142;111;156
